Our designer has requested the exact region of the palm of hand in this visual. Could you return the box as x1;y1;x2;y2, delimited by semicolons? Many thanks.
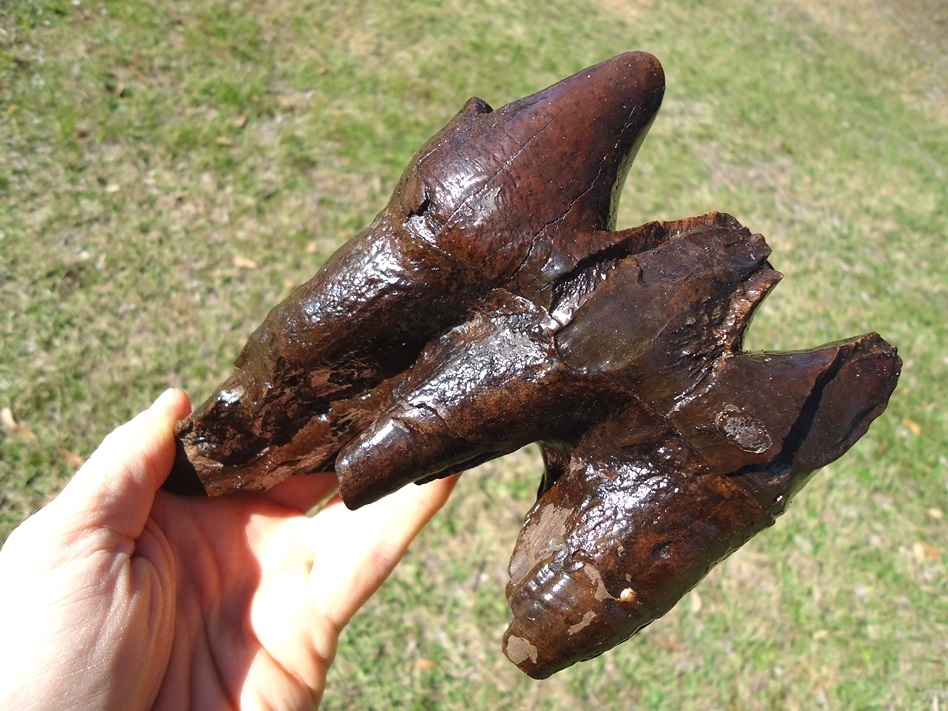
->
0;390;455;710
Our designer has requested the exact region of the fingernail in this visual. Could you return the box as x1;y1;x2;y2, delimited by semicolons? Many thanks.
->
153;388;177;408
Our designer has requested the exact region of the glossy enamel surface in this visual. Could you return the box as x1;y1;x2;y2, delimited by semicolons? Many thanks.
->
165;54;900;678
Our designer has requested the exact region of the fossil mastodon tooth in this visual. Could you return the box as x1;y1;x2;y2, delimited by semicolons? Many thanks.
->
163;53;900;679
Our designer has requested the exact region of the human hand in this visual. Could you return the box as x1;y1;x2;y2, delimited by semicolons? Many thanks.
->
0;388;457;710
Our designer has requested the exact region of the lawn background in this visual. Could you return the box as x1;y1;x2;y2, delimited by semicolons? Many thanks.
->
1;0;945;708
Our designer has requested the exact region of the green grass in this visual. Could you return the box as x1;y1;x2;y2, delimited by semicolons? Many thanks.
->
1;0;946;708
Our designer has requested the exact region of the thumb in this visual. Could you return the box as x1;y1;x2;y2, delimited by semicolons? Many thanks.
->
52;388;192;540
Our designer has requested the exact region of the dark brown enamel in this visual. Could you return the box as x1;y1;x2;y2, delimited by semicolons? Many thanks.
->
163;53;900;679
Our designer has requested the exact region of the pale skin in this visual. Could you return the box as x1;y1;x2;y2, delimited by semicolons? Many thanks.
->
0;388;458;709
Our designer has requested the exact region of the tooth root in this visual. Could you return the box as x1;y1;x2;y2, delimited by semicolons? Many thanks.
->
504;400;773;678
336;290;603;507
336;406;467;509
669;333;900;515
503;330;900;677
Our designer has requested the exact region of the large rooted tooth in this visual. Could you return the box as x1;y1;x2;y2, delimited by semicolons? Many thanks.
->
163;54;900;679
